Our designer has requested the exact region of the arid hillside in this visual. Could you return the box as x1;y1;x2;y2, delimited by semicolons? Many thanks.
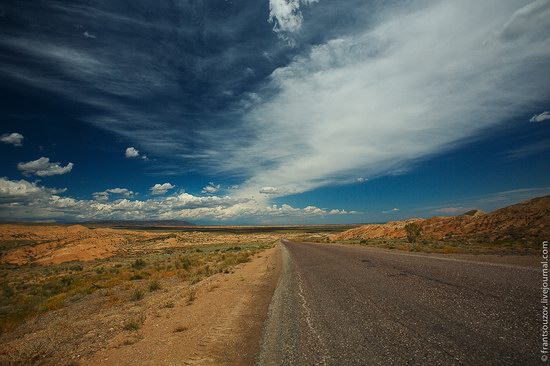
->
334;195;550;243
0;225;280;265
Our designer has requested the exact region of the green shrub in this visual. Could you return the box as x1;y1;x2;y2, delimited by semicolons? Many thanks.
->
130;289;144;301
148;280;161;292
131;259;147;269
123;319;142;331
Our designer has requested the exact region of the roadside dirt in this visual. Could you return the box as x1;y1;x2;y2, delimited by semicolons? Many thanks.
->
81;244;281;366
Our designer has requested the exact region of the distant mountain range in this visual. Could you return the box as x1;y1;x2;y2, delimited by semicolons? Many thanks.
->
82;220;195;228
334;195;550;243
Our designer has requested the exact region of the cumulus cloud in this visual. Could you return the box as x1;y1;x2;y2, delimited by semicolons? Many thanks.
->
530;111;550;122
268;0;319;43
226;0;550;199
150;183;175;195
125;147;140;158
17;157;74;177
0;132;24;146
0;178;355;222
202;182;220;194
0;177;49;201
93;188;134;201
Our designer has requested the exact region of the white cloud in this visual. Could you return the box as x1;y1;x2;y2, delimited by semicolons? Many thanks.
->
202;182;220;194
498;0;550;41
150;183;175;195
93;187;134;201
0;177;45;200
530;111;550;122
259;186;285;195
17;157;74;177
328;209;356;215
92;191;109;201
434;207;469;214
125;147;140;158
0;132;24;146
83;31;96;39
268;0;319;44
382;208;400;214
0;178;355;222
226;0;550;200
502;138;550;160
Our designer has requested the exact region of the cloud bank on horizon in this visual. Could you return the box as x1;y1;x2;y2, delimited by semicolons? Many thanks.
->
0;177;356;222
0;0;549;222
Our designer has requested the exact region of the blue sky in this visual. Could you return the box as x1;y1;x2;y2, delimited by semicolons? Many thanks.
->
0;0;549;224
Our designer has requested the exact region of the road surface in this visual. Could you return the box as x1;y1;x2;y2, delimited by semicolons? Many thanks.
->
258;240;541;365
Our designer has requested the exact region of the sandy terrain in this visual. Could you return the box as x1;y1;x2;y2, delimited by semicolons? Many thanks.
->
82;245;281;366
0;244;281;365
0;224;281;265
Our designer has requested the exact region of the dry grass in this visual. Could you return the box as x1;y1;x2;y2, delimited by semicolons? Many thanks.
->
148;280;161;292
0;227;280;366
0;236;274;334
186;287;197;305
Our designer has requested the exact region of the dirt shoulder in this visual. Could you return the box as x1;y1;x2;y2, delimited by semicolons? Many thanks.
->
82;244;281;366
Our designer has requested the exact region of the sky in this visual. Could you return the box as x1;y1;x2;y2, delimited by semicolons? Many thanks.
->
0;0;549;224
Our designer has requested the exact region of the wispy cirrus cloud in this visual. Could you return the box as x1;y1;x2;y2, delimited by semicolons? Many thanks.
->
501;138;550;160
419;186;550;214
223;0;550;200
1;0;549;210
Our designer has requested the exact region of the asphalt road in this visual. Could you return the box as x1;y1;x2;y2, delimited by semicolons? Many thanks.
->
258;240;542;365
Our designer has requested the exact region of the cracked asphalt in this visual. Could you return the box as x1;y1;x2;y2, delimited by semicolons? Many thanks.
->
258;240;541;365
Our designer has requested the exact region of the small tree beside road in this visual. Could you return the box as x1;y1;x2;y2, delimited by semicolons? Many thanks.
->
405;223;422;244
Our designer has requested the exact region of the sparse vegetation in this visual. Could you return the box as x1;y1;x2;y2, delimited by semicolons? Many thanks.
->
123;318;144;331
148;280;161;292
131;258;147;269
162;300;175;309
336;236;540;255
0;224;284;365
186;287;197;305
0;238;273;333
130;288;144;301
